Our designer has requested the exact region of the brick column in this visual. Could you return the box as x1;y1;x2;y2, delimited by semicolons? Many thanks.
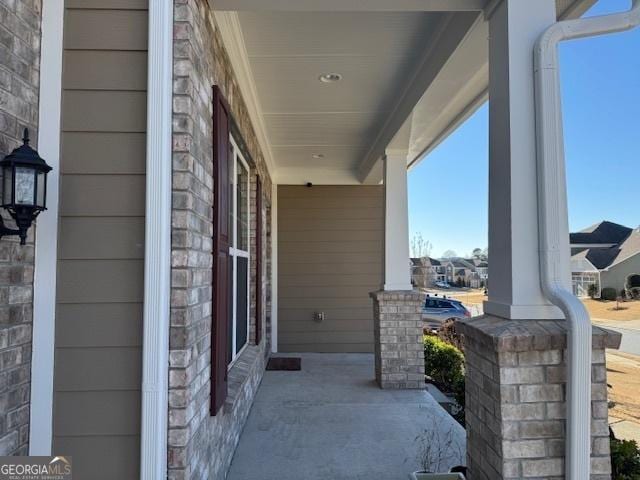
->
371;290;425;389
455;316;621;480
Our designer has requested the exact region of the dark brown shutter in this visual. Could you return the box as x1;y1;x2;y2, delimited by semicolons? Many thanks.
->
255;176;263;345
211;86;231;415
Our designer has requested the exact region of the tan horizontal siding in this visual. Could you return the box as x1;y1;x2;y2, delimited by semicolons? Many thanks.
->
278;185;382;198
278;185;383;353
278;207;382;220
279;274;381;287
53;436;139;480
280;252;380;264
280;229;382;243
280;331;374;345
57;260;144;303
279;262;382;276
64;9;148;50
62;91;147;132
58;217;145;259
66;0;148;10
278;196;382;210
278;240;382;254
279;307;373;322
53;391;141;436
280;319;373;333
63;51;147;91
279;297;374;309
54;347;142;391
279;285;377;299
59;175;145;216
55;304;143;348
53;3;146;477
279;217;382;232
62;132;146;174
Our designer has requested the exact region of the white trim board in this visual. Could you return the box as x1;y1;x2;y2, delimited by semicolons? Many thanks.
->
30;0;64;456
212;0;485;11
271;183;278;353
139;1;173;479
214;11;277;180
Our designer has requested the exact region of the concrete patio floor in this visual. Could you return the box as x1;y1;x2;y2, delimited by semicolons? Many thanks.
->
227;353;466;480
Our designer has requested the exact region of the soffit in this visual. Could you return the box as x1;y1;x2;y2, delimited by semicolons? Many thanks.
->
235;11;443;183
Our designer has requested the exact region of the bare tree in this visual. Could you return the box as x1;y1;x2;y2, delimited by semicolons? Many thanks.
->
415;424;465;473
411;232;433;259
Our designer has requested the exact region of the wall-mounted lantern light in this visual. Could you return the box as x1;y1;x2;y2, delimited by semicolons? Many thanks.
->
0;129;52;245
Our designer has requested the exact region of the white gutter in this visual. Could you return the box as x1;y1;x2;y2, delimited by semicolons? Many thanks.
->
140;1;173;479
533;2;640;479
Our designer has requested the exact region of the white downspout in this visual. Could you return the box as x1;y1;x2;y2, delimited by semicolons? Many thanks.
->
533;2;640;479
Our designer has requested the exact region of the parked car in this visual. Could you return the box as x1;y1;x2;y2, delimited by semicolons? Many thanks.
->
422;296;470;329
434;281;451;289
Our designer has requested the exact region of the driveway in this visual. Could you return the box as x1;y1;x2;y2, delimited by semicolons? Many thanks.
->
591;319;640;442
592;319;640;356
227;353;465;480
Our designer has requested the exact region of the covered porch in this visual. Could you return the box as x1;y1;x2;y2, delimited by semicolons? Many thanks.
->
228;353;465;480
163;0;635;478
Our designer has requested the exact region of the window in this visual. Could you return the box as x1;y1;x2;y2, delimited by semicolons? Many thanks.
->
228;135;250;365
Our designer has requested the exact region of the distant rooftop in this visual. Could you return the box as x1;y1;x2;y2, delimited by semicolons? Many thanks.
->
570;220;632;245
570;221;640;270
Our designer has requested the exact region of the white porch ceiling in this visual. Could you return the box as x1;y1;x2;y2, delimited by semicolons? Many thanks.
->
214;0;595;185
235;11;449;184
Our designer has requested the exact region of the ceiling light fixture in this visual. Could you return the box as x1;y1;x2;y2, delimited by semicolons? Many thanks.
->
318;73;342;83
312;154;325;159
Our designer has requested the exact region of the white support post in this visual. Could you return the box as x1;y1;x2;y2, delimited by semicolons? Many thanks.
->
30;0;64;455
383;151;412;291
484;0;563;320
271;183;278;353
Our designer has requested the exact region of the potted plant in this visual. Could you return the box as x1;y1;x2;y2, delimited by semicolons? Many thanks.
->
411;426;466;479
409;473;464;480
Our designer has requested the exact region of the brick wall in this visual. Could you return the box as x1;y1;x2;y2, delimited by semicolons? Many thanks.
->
170;1;272;478
457;316;620;480
0;0;41;456
371;290;425;389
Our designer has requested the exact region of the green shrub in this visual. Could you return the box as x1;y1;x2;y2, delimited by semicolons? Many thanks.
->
424;334;466;425
602;287;618;301
424;335;464;388
611;437;640;479
588;283;599;299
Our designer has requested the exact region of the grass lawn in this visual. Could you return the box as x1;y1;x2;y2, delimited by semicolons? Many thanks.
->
447;290;486;305
425;288;486;305
582;298;640;321
607;351;640;426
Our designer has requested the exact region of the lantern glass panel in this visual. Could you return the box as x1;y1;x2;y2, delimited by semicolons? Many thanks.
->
2;166;12;205
15;166;36;205
36;171;46;208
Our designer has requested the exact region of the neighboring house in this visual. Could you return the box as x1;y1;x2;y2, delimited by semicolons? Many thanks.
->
570;221;640;297
410;257;446;287
0;1;623;480
441;258;484;287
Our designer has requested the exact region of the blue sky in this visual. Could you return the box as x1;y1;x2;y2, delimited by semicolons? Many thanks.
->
408;0;640;259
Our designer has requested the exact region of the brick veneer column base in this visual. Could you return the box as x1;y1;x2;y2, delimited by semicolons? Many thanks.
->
370;290;425;389
455;315;621;480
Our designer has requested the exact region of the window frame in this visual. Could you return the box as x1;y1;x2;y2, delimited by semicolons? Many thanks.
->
228;134;251;367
